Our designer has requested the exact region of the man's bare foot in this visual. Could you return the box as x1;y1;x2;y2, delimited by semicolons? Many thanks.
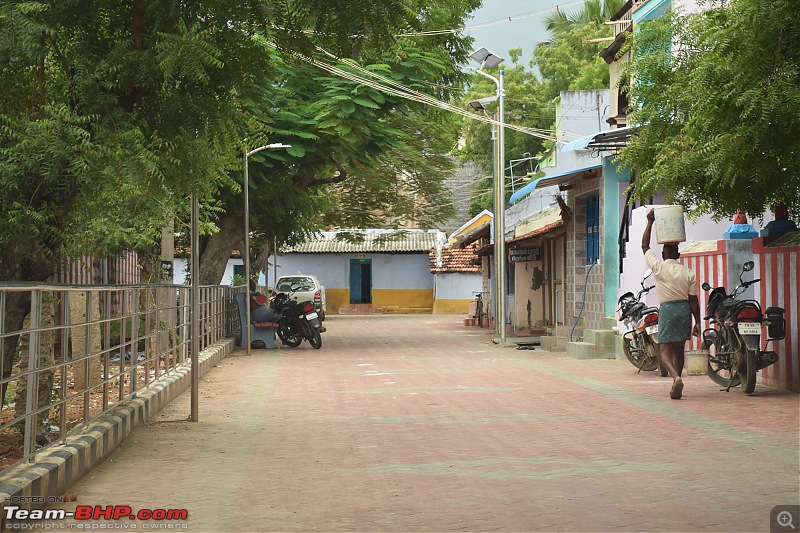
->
670;378;684;400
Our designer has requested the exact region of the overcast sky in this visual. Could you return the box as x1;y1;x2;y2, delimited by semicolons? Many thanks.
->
464;0;578;64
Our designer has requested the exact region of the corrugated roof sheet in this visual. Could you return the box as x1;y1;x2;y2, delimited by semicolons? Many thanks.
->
429;242;481;273
282;230;441;253
765;231;800;248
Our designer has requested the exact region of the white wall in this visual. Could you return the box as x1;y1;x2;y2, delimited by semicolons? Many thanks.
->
174;252;435;289
434;272;482;299
267;252;433;290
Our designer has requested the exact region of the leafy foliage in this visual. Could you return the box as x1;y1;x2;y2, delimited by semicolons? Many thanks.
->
0;0;478;283
544;0;625;37
618;0;800;218
532;22;616;104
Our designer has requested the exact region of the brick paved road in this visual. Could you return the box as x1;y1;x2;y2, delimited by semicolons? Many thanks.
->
49;315;798;532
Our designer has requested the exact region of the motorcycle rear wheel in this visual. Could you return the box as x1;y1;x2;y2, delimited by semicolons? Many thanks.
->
706;329;741;387
308;328;322;349
741;347;758;394
623;335;659;372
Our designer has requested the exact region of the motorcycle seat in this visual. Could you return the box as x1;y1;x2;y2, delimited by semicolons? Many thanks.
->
642;307;658;315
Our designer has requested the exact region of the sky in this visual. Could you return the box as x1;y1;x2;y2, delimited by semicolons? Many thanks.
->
464;0;585;65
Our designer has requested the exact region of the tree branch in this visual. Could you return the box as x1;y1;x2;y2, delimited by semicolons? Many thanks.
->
294;159;348;189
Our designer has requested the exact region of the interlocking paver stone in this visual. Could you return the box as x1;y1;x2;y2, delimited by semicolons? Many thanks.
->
46;315;798;532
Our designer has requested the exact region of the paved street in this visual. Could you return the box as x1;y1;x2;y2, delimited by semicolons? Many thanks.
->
49;315;798;532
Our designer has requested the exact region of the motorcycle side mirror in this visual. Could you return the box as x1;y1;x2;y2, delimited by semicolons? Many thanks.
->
642;268;653;281
742;261;754;272
701;282;711;291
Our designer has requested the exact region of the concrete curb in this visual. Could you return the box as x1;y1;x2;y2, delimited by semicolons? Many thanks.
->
0;337;235;510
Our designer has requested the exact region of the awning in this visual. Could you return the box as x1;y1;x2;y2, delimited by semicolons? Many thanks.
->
560;126;639;154
507;206;565;247
508;165;601;205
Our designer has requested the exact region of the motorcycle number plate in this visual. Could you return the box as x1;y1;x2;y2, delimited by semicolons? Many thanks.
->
646;325;658;335
306;312;318;320
737;323;761;335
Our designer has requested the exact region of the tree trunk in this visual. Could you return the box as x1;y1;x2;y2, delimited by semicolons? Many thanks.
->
14;299;56;425
1;246;55;405
198;211;244;285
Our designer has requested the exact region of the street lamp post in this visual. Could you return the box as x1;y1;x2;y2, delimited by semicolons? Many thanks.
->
243;143;291;354
469;47;507;342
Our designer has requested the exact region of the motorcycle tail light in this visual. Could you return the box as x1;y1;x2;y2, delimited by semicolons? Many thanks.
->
314;290;321;302
736;307;760;321
644;313;659;327
303;303;315;313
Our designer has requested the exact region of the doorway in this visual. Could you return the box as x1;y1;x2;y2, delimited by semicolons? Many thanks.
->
349;259;372;304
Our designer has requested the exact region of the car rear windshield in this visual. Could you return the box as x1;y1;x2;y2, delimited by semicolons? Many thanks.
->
276;277;315;292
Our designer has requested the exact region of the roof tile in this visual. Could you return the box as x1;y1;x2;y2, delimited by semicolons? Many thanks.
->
430;242;481;273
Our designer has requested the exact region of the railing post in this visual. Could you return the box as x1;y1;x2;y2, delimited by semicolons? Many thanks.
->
24;290;42;461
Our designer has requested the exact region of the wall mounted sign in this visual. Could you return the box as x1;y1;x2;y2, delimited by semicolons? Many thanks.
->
510;247;541;262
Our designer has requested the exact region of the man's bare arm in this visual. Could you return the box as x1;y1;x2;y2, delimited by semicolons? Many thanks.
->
689;294;702;336
642;209;655;253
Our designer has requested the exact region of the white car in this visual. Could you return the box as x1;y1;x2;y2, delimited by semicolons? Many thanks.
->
273;274;326;320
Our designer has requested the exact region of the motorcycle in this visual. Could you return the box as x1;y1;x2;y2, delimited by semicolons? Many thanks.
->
618;269;667;376
701;261;784;394
270;291;325;349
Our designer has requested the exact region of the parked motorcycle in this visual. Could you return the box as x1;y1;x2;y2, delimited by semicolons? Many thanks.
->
701;261;784;394
270;291;325;349
618;269;667;375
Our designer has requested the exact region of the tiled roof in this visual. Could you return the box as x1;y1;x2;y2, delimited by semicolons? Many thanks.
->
282;230;442;253
429;242;481;273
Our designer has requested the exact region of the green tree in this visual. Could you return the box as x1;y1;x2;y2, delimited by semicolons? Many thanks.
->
458;56;551;217
532;22;617;103
0;0;473;397
617;0;800;218
459;0;620;217
198;41;468;283
196;2;480;284
544;0;625;37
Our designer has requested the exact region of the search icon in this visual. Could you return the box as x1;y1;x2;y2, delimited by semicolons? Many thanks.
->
773;507;800;533
779;511;796;530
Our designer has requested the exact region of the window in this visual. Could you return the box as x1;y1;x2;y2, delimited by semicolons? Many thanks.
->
586;194;600;264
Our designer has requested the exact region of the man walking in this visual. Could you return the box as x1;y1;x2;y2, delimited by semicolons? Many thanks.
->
642;209;701;399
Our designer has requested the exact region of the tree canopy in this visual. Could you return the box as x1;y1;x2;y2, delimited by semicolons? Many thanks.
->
617;0;800;218
0;0;480;285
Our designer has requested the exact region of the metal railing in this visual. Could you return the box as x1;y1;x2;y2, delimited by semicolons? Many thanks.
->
0;283;243;471
606;0;644;36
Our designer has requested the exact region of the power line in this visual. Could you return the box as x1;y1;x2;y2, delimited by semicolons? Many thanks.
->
268;40;569;143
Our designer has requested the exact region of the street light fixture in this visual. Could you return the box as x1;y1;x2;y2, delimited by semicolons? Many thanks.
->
243;143;291;353
468;47;506;342
468;95;498;113
470;47;505;68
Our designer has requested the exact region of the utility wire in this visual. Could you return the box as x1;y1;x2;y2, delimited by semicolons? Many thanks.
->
261;38;568;143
